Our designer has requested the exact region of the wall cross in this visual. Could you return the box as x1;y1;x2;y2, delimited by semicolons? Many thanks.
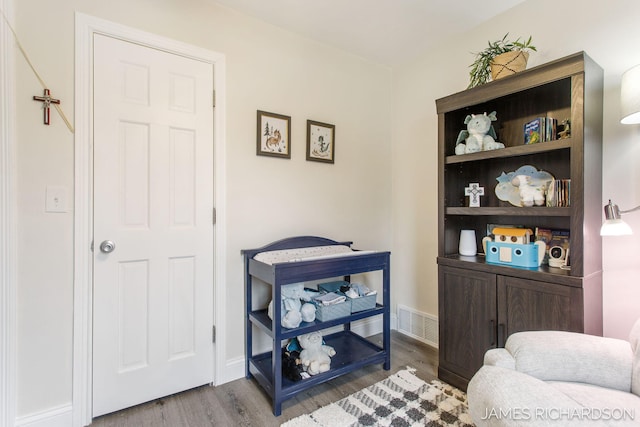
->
33;89;60;125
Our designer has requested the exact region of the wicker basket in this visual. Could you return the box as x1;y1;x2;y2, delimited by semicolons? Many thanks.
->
490;51;529;81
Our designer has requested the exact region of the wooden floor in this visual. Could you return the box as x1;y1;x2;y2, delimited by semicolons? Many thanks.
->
91;331;438;427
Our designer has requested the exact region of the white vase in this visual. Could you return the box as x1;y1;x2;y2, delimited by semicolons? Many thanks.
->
459;229;477;256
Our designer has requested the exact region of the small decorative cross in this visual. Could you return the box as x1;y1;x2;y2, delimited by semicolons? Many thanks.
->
465;182;485;207
33;89;60;125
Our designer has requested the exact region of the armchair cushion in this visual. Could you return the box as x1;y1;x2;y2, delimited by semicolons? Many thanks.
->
550;381;640;416
498;330;633;392
469;365;638;426
483;348;515;370
469;366;602;426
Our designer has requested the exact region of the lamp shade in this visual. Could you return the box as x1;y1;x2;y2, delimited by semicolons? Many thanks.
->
621;64;640;124
600;219;633;236
600;199;635;236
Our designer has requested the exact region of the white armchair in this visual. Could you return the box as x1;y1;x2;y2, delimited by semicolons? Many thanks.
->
467;320;640;426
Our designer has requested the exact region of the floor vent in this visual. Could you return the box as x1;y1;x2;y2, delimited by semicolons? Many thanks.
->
397;304;438;348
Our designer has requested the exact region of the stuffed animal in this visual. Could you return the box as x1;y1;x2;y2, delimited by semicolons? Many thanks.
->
455;111;505;155
558;119;571;139
298;331;336;375
281;347;304;382
511;174;546;207
267;283;317;329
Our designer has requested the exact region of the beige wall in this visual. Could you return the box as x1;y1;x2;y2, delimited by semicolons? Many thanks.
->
391;0;640;340
13;0;392;418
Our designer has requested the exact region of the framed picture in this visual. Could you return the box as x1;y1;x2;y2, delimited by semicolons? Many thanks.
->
257;110;291;158
306;120;335;163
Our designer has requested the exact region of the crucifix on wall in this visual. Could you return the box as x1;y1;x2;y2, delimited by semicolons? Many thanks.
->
33;89;61;125
465;182;485;207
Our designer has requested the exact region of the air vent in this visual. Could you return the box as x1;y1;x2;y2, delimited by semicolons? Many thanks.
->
397;304;438;348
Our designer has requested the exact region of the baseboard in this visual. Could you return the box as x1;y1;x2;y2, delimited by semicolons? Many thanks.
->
350;314;383;337
15;403;72;427
217;355;245;385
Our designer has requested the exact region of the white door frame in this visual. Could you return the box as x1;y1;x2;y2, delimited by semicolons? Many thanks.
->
0;0;16;426
73;13;227;427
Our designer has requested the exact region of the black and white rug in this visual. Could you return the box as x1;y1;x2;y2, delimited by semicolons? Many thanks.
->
281;368;474;427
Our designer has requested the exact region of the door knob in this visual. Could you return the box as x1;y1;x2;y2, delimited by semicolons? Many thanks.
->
100;240;116;253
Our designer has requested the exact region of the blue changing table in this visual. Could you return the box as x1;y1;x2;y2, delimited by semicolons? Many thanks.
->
242;236;391;416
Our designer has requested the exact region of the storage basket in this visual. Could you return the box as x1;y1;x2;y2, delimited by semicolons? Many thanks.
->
318;281;376;313
315;281;349;321
314;299;350;321
318;281;350;294
349;293;377;312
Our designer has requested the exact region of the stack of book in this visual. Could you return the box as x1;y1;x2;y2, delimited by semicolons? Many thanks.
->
546;179;571;207
524;117;558;144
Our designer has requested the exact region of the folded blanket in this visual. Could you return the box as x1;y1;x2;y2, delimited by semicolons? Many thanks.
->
314;292;347;306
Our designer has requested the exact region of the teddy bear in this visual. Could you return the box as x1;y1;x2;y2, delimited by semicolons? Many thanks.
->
511;174;547;207
455;111;505;155
267;283;317;329
298;331;336;375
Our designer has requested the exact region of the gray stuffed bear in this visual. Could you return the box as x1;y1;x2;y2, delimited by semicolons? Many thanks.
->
455;111;505;155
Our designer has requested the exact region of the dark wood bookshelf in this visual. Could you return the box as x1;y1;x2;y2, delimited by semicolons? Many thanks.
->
436;52;603;391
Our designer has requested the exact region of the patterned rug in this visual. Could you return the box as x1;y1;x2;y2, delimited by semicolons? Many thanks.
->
281;368;474;427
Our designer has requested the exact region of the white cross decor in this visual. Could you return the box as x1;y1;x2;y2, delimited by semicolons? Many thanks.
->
465;183;485;207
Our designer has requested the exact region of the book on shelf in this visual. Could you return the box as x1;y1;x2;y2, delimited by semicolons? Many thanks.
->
546;179;571;207
524;117;558;144
535;227;570;265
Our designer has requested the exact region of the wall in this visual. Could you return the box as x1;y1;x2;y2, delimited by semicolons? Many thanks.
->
391;0;640;340
13;0;392;419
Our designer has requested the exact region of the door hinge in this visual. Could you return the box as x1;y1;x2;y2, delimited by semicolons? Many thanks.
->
212;325;216;343
212;90;216;108
212;207;216;225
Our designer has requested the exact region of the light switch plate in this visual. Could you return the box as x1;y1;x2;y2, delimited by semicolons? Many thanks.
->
45;185;68;213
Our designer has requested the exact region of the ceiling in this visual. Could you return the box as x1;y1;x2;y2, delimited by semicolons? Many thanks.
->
213;0;526;66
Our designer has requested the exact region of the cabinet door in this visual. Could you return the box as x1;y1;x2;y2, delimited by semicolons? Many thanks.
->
497;275;582;345
438;266;496;383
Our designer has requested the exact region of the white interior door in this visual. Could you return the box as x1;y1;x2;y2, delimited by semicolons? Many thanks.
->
92;33;214;417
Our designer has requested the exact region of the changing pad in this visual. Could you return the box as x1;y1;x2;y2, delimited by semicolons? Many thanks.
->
254;245;374;265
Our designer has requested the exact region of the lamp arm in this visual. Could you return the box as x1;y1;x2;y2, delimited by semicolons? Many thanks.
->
620;205;640;215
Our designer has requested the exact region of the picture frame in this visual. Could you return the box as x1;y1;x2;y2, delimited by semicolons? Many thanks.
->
306;120;335;164
257;110;291;158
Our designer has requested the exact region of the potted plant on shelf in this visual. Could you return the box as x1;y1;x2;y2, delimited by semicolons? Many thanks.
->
468;33;537;88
